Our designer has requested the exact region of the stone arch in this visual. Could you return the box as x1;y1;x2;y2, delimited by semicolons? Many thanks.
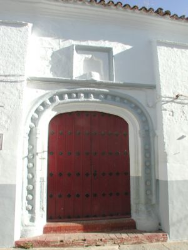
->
21;88;158;237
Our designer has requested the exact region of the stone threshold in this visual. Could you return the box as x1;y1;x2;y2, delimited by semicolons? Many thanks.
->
43;218;136;233
15;230;167;248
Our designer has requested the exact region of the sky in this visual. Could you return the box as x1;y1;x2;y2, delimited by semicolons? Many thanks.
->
118;0;188;16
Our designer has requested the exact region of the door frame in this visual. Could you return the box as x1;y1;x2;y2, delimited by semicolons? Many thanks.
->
21;88;158;238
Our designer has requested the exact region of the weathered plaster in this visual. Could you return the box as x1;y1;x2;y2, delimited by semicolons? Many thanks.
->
168;180;188;240
0;184;16;247
157;42;188;181
0;22;31;76
0;21;31;246
0;22;31;184
157;42;188;240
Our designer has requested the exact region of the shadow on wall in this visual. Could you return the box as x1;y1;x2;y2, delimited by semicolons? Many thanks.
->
49;42;155;84
115;41;155;83
50;46;73;78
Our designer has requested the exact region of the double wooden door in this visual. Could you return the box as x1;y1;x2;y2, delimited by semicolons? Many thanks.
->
47;111;130;221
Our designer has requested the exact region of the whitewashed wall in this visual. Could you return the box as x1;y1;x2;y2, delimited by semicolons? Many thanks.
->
0;21;31;247
0;0;188;246
157;42;188;240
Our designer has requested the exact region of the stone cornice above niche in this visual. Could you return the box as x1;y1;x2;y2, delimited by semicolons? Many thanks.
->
28;77;156;89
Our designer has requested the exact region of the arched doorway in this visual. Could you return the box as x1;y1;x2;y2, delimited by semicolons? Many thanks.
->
47;111;131;221
21;89;158;237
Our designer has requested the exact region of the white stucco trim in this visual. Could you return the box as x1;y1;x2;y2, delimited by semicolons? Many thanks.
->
0;20;29;26
28;77;156;89
21;88;158;237
157;39;188;47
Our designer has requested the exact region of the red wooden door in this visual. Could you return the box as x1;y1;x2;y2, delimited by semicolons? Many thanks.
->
47;112;130;221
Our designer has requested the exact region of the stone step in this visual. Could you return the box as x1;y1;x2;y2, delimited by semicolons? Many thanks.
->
43;218;136;233
15;230;168;248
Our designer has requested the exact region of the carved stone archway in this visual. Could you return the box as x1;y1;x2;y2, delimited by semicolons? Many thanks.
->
21;88;158;237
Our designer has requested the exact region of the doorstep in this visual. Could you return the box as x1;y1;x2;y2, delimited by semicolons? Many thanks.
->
43;218;136;233
15;230;168;248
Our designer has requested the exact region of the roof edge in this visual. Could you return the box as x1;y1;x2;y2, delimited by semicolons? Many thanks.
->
54;0;188;22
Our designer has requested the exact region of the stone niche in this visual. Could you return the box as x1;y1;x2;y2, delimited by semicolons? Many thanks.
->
73;45;114;81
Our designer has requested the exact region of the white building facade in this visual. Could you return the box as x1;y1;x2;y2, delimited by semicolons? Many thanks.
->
0;0;188;247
